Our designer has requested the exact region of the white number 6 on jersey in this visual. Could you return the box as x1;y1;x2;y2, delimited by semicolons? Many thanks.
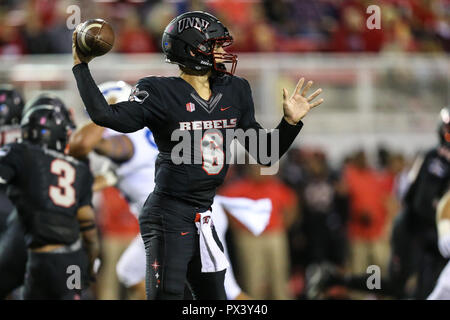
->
201;132;224;175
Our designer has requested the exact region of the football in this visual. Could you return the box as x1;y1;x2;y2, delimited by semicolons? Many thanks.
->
76;19;115;57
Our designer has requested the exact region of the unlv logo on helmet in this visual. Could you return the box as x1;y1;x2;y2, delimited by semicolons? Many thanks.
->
177;17;210;34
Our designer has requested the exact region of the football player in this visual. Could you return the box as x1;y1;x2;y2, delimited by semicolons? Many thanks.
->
309;107;450;300
69;81;159;300
72;11;323;300
0;94;99;299
0;86;24;232
69;81;267;300
402;107;450;298
0;86;27;299
428;189;450;299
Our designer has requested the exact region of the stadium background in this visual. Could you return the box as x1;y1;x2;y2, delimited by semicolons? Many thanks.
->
0;0;449;299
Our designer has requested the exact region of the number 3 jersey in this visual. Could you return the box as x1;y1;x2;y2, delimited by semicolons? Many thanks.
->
74;63;303;210
0;141;94;248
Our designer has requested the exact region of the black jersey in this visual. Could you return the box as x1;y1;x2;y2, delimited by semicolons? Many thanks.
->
404;147;450;243
0;125;21;230
0;141;94;248
73;63;302;209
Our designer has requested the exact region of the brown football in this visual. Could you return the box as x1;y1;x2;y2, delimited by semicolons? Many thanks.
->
76;19;115;57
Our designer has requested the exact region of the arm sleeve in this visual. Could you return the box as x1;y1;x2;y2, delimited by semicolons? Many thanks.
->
0;144;20;185
72;63;163;133
238;79;303;165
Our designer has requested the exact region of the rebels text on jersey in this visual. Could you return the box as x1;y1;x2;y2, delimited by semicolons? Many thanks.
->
0;142;94;248
73;63;302;209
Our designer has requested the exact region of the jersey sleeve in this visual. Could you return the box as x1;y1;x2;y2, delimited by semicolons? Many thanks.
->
73;63;166;133
126;77;167;130
0;144;22;185
237;78;303;165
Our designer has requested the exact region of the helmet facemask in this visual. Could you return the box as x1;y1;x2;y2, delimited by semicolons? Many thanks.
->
197;37;237;76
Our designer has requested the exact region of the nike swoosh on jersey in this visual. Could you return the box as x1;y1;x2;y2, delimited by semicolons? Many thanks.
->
220;106;231;111
181;232;190;236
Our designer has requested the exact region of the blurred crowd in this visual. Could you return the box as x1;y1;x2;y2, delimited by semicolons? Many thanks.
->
219;146;410;299
277;146;408;299
1;0;449;56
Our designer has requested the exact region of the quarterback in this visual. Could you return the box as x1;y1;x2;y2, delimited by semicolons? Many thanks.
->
72;11;323;300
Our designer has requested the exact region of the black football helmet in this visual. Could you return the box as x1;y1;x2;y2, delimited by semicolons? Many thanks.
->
439;107;450;148
0;85;25;126
20;94;75;152
162;11;237;75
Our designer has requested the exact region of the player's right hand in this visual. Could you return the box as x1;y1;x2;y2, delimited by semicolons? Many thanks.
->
72;25;94;66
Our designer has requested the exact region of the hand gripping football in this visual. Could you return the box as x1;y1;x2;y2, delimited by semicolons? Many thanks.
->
76;19;115;57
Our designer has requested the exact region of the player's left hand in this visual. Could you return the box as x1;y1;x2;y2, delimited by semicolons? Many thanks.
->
282;78;324;125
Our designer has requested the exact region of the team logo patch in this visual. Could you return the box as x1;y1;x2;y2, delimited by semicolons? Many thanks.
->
151;259;160;271
129;86;149;104
151;259;161;288
186;102;195;112
202;216;211;224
